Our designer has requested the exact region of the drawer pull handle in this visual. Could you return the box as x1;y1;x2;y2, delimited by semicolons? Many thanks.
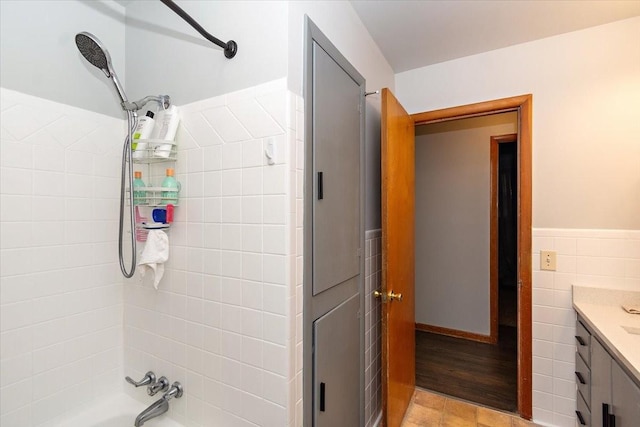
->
575;371;586;384
603;403;610;427
609;414;615;427
576;410;586;425
575;335;586;346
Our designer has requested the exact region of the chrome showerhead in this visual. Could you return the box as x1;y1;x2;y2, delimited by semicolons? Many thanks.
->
75;31;129;105
75;32;113;78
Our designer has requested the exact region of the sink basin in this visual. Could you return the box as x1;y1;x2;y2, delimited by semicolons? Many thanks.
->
621;325;640;335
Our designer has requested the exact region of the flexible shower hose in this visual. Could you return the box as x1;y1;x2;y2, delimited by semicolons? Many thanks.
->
118;111;138;278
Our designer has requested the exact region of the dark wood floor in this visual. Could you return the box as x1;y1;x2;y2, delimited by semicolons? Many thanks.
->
415;325;518;412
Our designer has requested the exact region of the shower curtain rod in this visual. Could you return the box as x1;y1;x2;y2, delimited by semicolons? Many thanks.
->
160;0;237;59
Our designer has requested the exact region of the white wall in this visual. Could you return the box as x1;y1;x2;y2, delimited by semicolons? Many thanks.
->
396;17;640;230
414;114;517;335
0;0;127;118
124;1;288;109
0;89;125;427
287;1;395;230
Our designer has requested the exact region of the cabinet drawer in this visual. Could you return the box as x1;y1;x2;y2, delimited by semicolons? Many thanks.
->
576;350;591;406
576;392;591;426
576;319;591;366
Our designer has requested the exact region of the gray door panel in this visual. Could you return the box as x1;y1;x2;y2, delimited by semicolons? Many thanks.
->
313;294;360;427
612;361;640;426
312;41;361;296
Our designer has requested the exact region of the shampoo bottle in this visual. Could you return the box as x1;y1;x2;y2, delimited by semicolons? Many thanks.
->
133;171;147;205
132;110;155;159
160;168;180;205
153;105;180;159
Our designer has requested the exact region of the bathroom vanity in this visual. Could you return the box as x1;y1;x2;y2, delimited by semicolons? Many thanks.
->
573;286;640;427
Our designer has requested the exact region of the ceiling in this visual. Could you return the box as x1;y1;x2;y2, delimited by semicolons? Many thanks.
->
350;0;640;73
113;0;639;73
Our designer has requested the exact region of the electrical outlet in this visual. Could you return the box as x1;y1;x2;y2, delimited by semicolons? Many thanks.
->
540;250;557;271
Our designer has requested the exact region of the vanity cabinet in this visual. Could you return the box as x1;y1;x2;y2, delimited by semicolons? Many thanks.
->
575;315;640;427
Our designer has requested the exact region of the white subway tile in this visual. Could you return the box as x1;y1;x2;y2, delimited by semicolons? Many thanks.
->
242;253;262;282
1;141;33;169
242;139;263;168
0;378;32;415
228;99;282;139
263;195;286;225
1;167;32;195
0;195;32;222
263;164;286;195
221;197;242;224
241;225;262;253
242;167;262;196
181;112;223;147
241;280;262;311
222;169;242;196
203;171;221;197
221;224;243;251
33;144;65;172
241;196;262;224
203;107;251;144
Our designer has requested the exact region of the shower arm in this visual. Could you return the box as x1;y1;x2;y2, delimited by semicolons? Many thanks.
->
159;0;237;59
122;95;171;113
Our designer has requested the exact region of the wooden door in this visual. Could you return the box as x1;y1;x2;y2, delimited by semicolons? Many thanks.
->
381;88;416;427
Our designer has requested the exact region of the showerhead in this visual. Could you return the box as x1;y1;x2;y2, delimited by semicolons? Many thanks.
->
75;31;129;105
75;32;113;78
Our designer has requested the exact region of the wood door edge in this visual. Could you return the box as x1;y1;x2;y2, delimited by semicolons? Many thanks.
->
517;95;533;421
415;323;496;344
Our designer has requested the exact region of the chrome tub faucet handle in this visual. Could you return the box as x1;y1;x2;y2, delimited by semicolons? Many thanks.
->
125;371;156;388
147;376;169;396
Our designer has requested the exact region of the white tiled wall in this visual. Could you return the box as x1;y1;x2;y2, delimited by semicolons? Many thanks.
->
364;229;382;427
0;88;125;426
531;228;640;427
122;79;304;426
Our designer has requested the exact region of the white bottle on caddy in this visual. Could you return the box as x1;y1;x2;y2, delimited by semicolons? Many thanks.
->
131;110;155;159
152;105;180;159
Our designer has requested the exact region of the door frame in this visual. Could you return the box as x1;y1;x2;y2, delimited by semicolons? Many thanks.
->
409;94;533;419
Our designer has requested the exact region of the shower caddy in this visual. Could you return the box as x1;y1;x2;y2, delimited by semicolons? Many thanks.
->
76;0;236;278
131;137;179;241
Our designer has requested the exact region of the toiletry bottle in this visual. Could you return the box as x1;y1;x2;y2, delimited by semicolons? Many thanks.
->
133;171;147;205
132;110;155;159
161;168;179;205
152;105;180;159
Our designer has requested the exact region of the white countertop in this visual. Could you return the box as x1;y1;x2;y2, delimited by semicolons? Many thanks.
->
573;285;640;384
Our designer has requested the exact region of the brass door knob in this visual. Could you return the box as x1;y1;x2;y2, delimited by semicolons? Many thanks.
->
373;290;403;302
388;290;403;302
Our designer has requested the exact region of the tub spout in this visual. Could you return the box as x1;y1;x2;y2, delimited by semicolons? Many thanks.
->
134;381;183;427
134;397;168;427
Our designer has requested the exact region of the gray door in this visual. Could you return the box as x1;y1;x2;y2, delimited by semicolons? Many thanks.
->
313;295;360;426
611;361;640;426
303;17;366;427
312;41;361;296
591;339;612;425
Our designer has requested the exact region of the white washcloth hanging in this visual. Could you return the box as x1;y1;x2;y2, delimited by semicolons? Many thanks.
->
138;230;169;289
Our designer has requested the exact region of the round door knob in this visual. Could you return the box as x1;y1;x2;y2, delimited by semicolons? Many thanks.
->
388;290;403;302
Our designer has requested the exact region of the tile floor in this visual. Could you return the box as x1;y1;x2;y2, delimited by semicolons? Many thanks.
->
401;388;540;427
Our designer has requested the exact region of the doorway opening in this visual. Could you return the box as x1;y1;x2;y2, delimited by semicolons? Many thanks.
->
380;92;532;426
413;116;519;413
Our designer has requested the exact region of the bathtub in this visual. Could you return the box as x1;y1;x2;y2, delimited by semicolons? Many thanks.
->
60;394;183;427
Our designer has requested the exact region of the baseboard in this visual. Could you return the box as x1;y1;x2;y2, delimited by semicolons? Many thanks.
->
415;322;497;344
